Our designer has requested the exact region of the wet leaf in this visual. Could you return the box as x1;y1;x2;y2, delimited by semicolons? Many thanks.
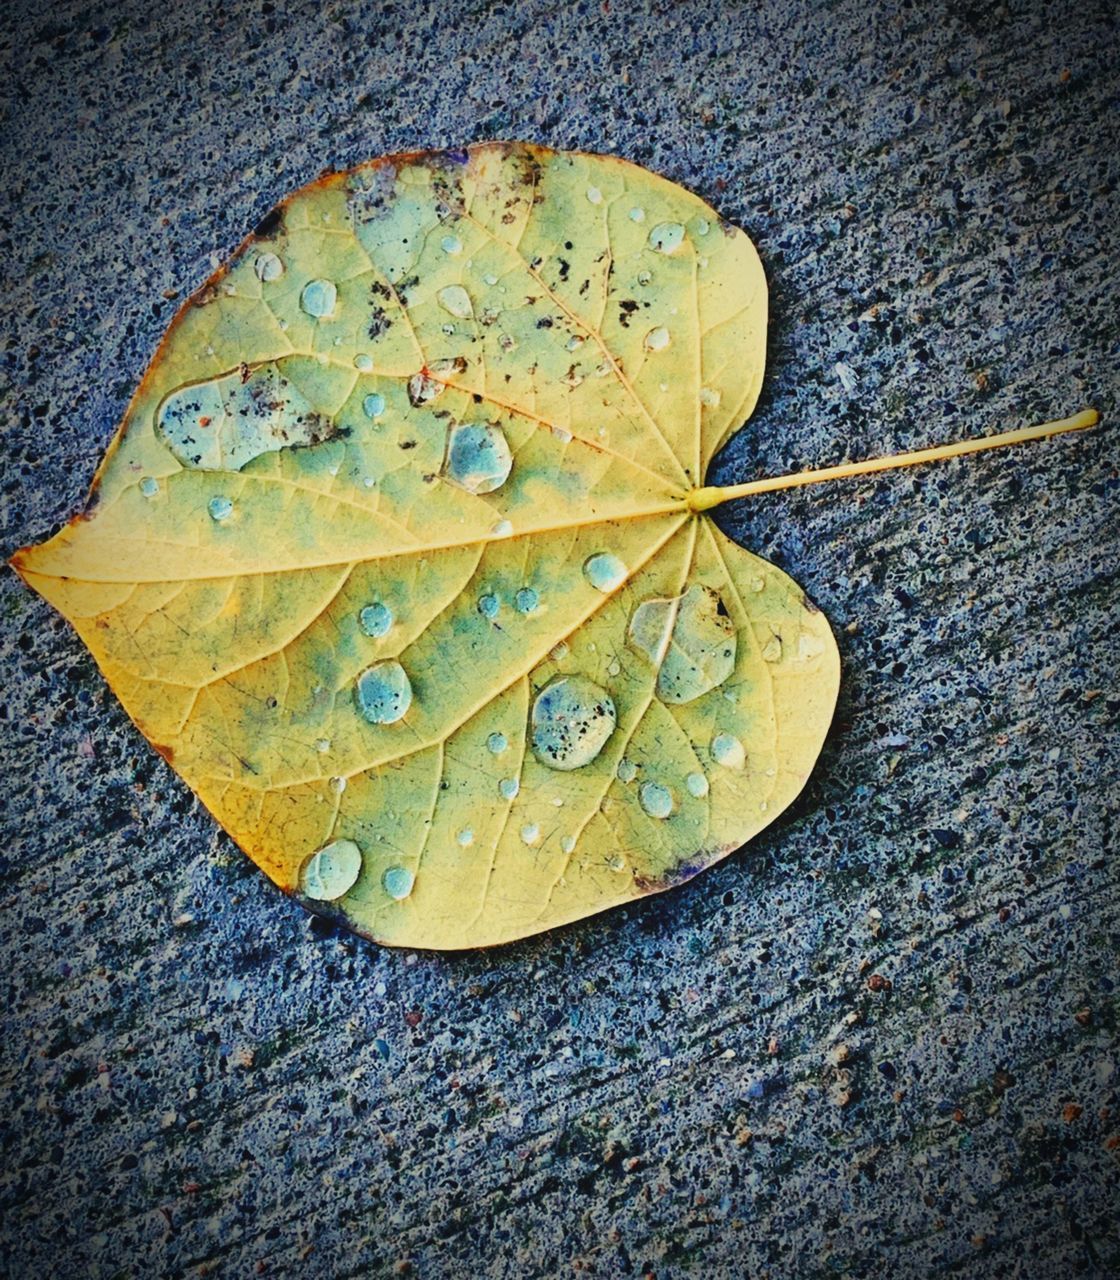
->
13;143;839;948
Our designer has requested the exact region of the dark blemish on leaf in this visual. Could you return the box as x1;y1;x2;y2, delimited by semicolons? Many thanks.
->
557;258;571;282
400;440;417;450
368;305;391;339
536;316;553;329
370;280;391;300
564;241;573;251
716;598;730;618
472;393;482;404
579;279;590;296
252;206;285;240
619;300;639;328
153;742;176;764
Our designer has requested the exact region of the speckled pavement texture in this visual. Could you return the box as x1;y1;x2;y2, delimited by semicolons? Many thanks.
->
1;0;1117;1276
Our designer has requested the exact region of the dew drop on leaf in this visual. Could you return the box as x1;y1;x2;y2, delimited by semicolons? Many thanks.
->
644;326;671;352
300;839;362;901
477;593;500;619
711;732;746;769
382;865;414;900
639;781;674;819
353;353;373;371
437;285;473;318
700;386;721;407
444;422;513;494
687;772;710;798
499;777;520;800
457;828;474;847
761;633;783;663
531;676;617;771
486;731;508;754
300;278;337;318
583;553;627;593
616;758;637;783
561;835;577;854
515;587;539;614
441;234;463;255
648;222;686;254
358;602;393;638
254;252;284;282
355;660;412;724
586;186;602;204
629;207;645;223
329;776;347;794
520;822;540;845
208;496;234;522
363;393;385;419
139;476;159;498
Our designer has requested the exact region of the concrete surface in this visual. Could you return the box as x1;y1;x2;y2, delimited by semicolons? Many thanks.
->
1;0;1117;1276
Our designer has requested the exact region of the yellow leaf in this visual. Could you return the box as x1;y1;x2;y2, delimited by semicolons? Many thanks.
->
13;142;844;948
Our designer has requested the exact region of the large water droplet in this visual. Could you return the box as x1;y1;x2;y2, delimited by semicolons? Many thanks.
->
437;285;473;318
711;733;746;769
644;326;671;352
583;553;627;593
300;839;362;900
648;222;686;254
355;660;412;724
300;278;337;318
444;421;513;494
515;587;539;614
208;495;234;522
639;781;674;819
382;865;414;899
487;731;508;754
254;252;284;283
359;602;393;638
687;772;710;798
531;676;617;771
363;392;385;419
628;586;736;704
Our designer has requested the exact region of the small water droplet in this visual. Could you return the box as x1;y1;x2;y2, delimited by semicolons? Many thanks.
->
687;772;710;798
457;827;475;847
644;326;671;352
586;186;602;204
353;353;373;372
437;285;473;318
515;587;539;614
639;781;674;819
477;593;500;619
565;335;585;353
561;835;577;854
607;657;621;677
629;207;645;223
583;553;627;593
300;278;337;318
444;421;513;494
616;759;637;783
551;424;573;444
499;777;520;800
648;222;686;254
487;731;508;754
300;839;362;900
759;800;768;812
254;252;284;283
532;676;617;771
208;495;234;522
700;386;721;407
637;270;652;286
329;775;347;794
315;737;331;753
608;853;626;872
492;519;514;538
441;234;463;255
751;576;765;593
363;392;385;419
355;660;412;724
359;602;393;638
139;476;159;498
483;272;498;286
520;822;540;845
711;733;746;769
761;634;783;663
382;865;414;900
694;217;711;236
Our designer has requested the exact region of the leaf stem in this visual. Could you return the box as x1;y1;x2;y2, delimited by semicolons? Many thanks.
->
686;408;1100;512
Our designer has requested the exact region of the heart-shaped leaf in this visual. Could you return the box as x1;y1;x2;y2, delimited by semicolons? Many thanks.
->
14;143;842;947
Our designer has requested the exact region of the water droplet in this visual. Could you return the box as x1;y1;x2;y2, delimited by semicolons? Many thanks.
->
532;676;617;771
711;733;746;769
441;234;463;255
639;781;674;819
329;775;347;794
315;737;331;753
761;634;783;663
629;207;645;223
644;585;738;704
139;476;159;498
492;519;514;538
300;839;362;900
583;553;627;593
552;424;573;443
208;495;234;522
499;777;520;800
644;326;671;352
550;640;570;662
382;865;414;900
407;357;466;405
608;854;626;872
565;335;585;352
457;827;474;847
637;270;652;286
751;576;765;593
477;593;500;619
561;835;577;854
694;217;711;236
586;186;602;204
687;772;710;798
616;758;637;783
487;731;508;754
300;278;337;318
648;222;686;254
444;421;513;494
699;386;721;407
607;657;621;677
520;822;540;845
359;602;393;638
437;285;473;318
515;587;539;614
353;353;373;372
355;660;412;724
363;392;385;419
483;272;498;286
254;252;284;282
